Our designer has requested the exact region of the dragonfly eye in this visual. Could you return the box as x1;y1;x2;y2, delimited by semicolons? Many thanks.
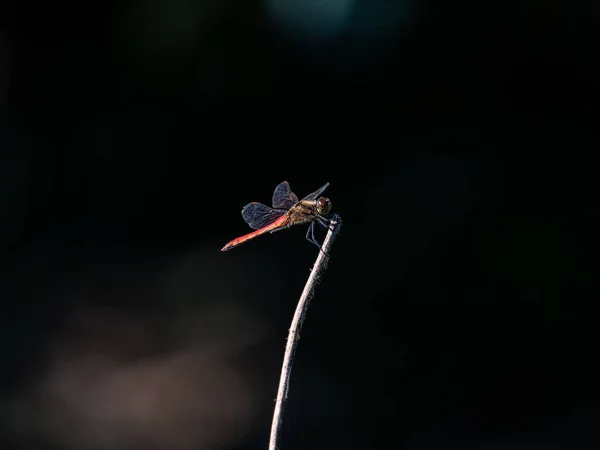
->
316;197;332;215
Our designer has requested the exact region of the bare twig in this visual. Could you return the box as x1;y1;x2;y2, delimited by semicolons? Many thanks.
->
268;214;342;450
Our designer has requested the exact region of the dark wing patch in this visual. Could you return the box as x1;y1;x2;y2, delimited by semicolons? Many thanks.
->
302;182;330;201
241;202;285;230
272;181;299;209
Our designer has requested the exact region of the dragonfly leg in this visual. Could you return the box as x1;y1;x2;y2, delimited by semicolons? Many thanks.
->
306;222;330;255
306;222;319;247
305;222;322;249
316;216;330;228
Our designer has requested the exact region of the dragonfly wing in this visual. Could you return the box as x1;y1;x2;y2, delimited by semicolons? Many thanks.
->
272;181;299;209
242;202;286;230
302;182;330;201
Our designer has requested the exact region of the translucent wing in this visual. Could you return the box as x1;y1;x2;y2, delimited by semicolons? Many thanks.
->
272;181;299;210
302;182;330;201
241;202;286;230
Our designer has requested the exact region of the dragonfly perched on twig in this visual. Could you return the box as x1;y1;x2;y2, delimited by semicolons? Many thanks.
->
221;181;334;252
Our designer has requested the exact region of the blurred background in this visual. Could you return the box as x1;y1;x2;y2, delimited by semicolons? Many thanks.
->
1;0;599;449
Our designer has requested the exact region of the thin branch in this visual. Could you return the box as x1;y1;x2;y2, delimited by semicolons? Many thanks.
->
268;214;342;450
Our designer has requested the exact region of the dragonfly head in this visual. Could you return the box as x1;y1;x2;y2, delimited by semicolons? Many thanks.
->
316;197;332;215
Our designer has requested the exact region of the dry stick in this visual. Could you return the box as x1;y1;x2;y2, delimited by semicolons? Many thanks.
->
268;214;342;450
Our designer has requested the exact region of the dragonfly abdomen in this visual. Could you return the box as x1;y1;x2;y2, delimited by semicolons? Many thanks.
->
221;214;289;251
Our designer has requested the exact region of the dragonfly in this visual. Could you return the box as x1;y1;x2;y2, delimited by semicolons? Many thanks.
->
221;181;333;252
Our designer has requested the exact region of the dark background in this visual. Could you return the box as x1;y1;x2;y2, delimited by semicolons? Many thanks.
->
1;1;598;449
